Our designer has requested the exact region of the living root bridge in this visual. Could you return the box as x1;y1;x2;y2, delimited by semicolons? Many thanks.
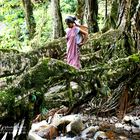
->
0;29;123;79
1;52;139;119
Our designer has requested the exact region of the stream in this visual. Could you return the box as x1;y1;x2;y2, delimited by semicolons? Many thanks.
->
29;106;140;140
1;106;140;140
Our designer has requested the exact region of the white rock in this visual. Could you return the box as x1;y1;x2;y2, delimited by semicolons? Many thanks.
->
30;120;48;132
98;117;102;121
123;125;132;131
46;85;65;95
132;126;140;134
81;126;99;139
118;135;129;140
130;116;138;123
123;115;132;123
60;114;82;124
55;136;76;140
102;118;108;121
28;131;46;140
115;123;124;129
51;113;62;126
110;119;114;124
93;131;108;140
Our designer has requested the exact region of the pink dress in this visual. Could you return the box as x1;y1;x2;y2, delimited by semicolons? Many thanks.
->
66;26;81;69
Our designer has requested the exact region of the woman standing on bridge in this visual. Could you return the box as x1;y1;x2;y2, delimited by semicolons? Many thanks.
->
65;16;88;69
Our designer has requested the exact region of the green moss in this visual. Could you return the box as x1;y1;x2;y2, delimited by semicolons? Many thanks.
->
30;59;51;88
0;91;15;116
89;29;122;47
130;53;140;63
0;48;19;53
110;0;118;22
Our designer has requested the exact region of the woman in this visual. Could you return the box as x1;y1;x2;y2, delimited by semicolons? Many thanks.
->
65;16;88;69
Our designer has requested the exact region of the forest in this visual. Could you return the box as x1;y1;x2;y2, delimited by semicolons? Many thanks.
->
0;0;140;140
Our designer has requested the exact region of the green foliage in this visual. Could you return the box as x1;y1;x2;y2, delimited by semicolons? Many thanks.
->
0;90;15;116
60;0;77;13
0;0;108;50
31;1;52;48
0;0;77;50
0;0;111;52
130;53;140;63
0;0;27;49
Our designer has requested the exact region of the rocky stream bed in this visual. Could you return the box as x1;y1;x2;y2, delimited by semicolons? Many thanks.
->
27;106;140;140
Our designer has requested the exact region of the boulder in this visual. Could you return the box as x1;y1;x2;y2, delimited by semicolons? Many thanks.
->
93;131;109;140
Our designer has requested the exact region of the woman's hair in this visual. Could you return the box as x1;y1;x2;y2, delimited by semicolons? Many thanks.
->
65;16;77;24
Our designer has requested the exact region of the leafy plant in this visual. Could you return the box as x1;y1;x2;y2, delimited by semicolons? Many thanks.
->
60;0;77;13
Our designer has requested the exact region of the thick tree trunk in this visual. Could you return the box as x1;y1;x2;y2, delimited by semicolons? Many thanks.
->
86;0;99;33
22;0;36;39
101;0;119;32
131;2;140;50
102;0;139;51
117;0;139;53
75;0;85;24
52;0;65;39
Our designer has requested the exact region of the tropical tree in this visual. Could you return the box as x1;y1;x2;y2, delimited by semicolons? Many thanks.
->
0;0;26;49
86;0;99;33
22;0;36;39
52;0;65;39
104;0;140;51
75;0;85;24
60;0;77;13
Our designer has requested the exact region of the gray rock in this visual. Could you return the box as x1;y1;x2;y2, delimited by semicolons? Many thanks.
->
111;116;118;123
110;119;114;124
66;117;83;135
132;119;140;128
132;126;140;134
91;115;97;121
98;117;102;121
81;126;99;139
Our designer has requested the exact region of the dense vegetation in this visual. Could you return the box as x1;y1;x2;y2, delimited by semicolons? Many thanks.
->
0;0;140;139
